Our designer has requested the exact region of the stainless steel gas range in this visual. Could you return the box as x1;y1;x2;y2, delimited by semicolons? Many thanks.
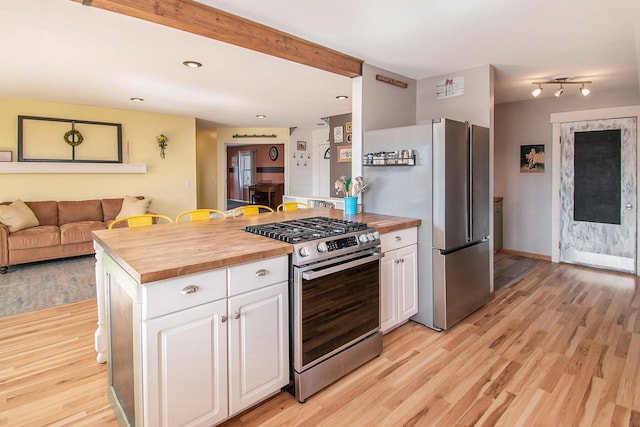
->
245;216;383;402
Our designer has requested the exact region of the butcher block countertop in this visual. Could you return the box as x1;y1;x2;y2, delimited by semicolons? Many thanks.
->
92;207;421;284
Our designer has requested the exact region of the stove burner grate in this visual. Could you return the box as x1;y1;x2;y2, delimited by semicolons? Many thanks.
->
245;216;368;243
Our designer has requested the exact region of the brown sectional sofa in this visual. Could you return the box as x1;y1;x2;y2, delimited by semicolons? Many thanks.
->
0;197;145;273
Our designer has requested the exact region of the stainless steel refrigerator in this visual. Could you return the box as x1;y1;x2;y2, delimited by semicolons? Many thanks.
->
363;118;490;331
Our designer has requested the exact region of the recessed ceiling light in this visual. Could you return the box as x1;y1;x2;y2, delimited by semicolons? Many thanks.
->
130;97;144;102
336;95;349;100
256;114;266;119
183;60;202;68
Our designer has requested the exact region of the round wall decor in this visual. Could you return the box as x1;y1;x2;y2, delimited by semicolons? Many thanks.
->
269;146;278;161
64;129;84;146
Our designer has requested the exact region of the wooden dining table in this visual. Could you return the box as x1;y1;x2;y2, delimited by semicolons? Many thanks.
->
249;183;282;209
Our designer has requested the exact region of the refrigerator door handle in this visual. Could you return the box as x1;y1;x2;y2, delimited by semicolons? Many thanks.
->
466;122;473;242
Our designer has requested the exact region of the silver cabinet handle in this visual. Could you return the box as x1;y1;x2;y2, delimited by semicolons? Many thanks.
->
394;236;402;241
233;311;240;319
181;285;199;295
626;203;633;210
221;315;228;323
254;269;268;277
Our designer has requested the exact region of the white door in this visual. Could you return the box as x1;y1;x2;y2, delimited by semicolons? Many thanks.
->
144;299;228;427
379;248;398;333
228;282;288;415
559;117;637;272
397;244;418;323
318;143;330;197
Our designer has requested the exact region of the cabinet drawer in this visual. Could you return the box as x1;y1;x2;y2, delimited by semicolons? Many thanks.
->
228;256;288;296
141;269;227;319
381;227;418;252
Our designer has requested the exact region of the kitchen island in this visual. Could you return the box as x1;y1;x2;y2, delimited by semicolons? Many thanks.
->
92;208;420;426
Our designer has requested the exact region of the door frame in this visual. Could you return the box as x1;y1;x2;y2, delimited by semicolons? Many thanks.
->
550;105;640;275
218;140;288;211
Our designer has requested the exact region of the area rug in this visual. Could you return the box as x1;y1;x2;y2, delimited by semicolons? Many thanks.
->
0;255;96;318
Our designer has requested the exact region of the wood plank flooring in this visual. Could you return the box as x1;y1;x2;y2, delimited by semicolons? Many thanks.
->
2;261;639;426
494;251;544;292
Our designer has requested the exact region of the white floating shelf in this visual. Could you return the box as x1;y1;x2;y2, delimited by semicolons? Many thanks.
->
0;162;147;174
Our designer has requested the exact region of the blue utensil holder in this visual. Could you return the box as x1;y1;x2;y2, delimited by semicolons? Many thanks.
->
344;196;357;215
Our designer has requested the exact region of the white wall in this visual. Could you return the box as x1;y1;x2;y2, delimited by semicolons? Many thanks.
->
361;64;417;132
288;126;314;195
417;65;493;127
495;88;640;256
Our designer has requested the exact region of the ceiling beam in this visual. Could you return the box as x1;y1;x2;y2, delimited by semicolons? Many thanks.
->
73;0;363;78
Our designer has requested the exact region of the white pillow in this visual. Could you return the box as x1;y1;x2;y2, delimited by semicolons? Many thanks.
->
116;196;152;219
0;199;40;232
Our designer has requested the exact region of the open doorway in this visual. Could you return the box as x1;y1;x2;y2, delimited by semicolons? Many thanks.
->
226;143;285;210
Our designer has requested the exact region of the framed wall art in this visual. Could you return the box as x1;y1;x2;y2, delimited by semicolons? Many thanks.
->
333;126;344;143
338;146;352;163
520;144;545;173
18;115;122;163
297;140;306;151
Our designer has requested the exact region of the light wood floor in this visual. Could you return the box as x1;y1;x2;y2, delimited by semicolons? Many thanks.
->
494;251;543;292
2;261;639;426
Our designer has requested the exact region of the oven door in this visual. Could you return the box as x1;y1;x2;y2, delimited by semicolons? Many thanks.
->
293;249;382;372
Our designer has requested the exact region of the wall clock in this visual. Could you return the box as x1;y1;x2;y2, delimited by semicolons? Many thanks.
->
269;146;278;161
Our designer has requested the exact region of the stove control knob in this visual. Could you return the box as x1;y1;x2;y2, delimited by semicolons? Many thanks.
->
359;234;369;243
317;242;328;252
367;232;376;241
372;231;380;240
299;246;311;257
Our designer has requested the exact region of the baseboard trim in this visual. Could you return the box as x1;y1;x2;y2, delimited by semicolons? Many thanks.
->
499;249;551;262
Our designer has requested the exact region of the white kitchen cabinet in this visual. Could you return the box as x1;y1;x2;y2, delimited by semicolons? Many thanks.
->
380;228;418;334
228;282;288;414
104;253;289;427
227;257;289;415
144;300;228;427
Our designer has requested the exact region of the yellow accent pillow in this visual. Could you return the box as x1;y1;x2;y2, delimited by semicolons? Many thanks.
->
0;200;40;233
116;196;152;219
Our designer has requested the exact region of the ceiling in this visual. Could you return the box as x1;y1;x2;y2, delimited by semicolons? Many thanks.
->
1;0;638;131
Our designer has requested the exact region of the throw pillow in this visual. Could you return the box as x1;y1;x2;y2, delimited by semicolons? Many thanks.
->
116;196;152;219
0;200;40;233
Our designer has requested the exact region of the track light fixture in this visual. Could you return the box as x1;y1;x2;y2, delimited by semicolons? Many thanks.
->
531;76;592;98
531;84;542;97
579;84;590;96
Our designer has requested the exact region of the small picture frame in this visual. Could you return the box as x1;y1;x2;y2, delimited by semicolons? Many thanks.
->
297;141;307;151
338;147;352;163
333;126;344;143
520;144;545;173
0;151;12;162
346;122;352;133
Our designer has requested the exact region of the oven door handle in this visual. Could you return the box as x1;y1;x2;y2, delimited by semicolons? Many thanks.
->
302;251;383;281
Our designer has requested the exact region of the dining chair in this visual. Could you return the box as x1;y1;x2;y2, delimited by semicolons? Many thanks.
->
175;209;227;222
276;202;310;211
108;214;174;229
232;205;274;217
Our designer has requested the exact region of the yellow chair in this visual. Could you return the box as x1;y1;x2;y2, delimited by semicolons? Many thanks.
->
176;209;227;222
277;202;310;211
232;205;274;217
108;214;174;229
